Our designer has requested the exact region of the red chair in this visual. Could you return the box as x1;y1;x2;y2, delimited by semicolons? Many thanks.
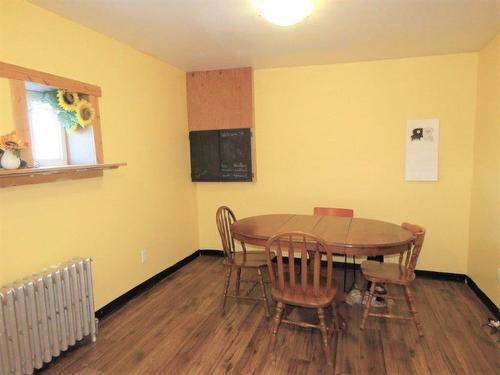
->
313;207;353;218
313;207;355;291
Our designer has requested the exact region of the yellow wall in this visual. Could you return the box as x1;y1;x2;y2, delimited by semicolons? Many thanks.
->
196;54;478;274
468;35;500;306
0;1;198;308
1;1;496;309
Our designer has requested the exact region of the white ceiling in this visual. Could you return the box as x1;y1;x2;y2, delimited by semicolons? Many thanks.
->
30;0;500;71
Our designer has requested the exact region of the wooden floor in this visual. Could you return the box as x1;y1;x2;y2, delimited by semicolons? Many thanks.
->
42;256;499;375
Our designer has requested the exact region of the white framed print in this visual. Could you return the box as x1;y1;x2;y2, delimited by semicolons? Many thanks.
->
405;119;439;181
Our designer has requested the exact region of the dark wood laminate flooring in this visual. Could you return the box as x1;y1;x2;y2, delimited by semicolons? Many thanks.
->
41;256;499;375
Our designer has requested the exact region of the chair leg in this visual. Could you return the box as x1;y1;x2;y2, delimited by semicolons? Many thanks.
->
222;267;232;314
270;301;284;352
257;268;270;318
332;302;347;331
361;282;376;330
329;304;337;333
235;268;241;296
403;285;424;337
352;256;356;288
318;307;333;366
343;255;348;292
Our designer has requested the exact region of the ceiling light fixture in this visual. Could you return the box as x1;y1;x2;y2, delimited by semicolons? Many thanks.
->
252;0;314;27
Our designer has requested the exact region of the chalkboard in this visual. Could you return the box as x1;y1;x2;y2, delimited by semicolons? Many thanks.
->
189;130;220;181
189;128;253;182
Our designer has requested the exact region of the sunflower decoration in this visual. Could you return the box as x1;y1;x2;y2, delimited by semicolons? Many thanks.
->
41;90;96;131
67;123;79;134
0;131;29;157
56;89;80;111
75;99;95;127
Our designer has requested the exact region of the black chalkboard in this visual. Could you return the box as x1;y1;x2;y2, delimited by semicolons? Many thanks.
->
189;128;252;182
189;130;220;181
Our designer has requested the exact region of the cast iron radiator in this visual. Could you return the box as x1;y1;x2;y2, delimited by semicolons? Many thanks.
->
0;257;97;375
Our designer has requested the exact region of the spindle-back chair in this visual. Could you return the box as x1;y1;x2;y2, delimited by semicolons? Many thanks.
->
360;222;426;336
216;206;270;317
265;231;339;367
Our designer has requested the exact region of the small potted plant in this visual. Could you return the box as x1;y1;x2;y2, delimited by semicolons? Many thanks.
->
0;131;29;169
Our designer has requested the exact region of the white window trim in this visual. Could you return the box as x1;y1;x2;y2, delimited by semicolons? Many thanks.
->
26;90;69;167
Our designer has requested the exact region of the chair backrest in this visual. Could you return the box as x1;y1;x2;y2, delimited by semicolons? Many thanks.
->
265;231;333;297
399;222;426;274
313;207;354;218
216;206;238;257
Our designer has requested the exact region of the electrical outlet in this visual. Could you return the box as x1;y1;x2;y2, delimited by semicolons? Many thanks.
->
141;250;148;264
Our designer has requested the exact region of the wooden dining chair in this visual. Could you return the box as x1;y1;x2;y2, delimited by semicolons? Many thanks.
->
216;206;271;317
360;223;426;336
265;231;340;367
313;207;353;218
313;207;355;291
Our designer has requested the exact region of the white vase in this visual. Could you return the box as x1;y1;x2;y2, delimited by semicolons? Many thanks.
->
1;149;21;169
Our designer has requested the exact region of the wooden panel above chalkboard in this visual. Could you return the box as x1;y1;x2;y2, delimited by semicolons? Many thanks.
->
189;129;253;182
186;67;255;182
186;67;253;131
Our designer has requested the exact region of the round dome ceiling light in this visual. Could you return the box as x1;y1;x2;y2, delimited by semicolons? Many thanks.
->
252;0;314;27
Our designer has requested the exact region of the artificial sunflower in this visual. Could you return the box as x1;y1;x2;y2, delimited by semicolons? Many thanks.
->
56;89;80;111
0;131;29;157
75;100;95;127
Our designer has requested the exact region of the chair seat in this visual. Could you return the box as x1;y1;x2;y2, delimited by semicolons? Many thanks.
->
271;285;337;308
361;261;415;285
223;251;269;268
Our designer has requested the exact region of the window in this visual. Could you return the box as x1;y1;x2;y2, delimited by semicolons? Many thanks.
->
24;82;98;168
27;91;68;167
0;60;124;188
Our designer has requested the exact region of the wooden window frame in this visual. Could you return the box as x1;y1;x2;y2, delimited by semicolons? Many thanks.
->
0;61;124;188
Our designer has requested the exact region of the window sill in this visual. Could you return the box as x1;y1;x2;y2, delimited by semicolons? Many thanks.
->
0;162;126;188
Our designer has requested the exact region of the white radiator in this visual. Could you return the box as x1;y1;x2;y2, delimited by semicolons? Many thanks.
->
0;257;97;375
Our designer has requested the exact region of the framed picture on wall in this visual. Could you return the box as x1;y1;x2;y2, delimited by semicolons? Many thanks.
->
405;119;439;181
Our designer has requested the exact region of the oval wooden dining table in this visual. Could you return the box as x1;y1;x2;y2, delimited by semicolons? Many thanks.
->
231;214;414;257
